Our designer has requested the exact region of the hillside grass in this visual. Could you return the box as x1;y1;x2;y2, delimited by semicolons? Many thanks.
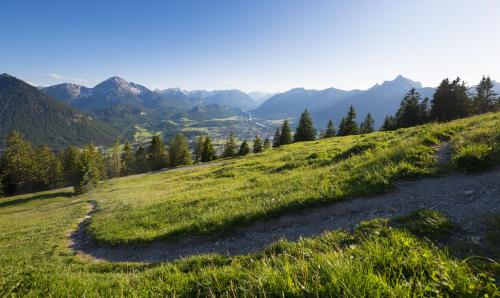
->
0;190;497;296
1;112;499;296
88;113;500;245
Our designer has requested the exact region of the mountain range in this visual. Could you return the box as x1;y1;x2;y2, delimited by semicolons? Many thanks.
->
0;74;117;149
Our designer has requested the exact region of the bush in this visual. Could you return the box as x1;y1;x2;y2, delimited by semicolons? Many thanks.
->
452;144;492;172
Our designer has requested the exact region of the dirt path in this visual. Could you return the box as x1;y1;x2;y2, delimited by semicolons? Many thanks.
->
70;167;500;263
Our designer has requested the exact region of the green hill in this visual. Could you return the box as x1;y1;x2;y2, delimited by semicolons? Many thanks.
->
0;74;118;149
0;113;499;296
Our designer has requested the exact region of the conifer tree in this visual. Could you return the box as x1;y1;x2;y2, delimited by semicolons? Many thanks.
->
324;120;336;138
61;145;80;186
395;88;424;128
279;120;292;145
263;137;271;150
430;77;470;121
294;109;317;142
108;139;122;178
419;97;430;124
380;115;397;131
472;76;497;114
168;133;192;167
272;128;281;148
359;113;375;134
133;145;148;173
337;106;358;136
238;140;250;156
34;145;62;190
1;131;36;193
121;141;133;176
222;133;237;158
253;135;263;153
74;144;103;194
193;135;205;163
201;136;216;162
148;135;168;170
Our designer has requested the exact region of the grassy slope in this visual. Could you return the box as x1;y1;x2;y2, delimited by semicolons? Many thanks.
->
89;113;500;244
1;113;499;296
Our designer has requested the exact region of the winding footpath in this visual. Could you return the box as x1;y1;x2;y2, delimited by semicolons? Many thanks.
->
70;167;500;263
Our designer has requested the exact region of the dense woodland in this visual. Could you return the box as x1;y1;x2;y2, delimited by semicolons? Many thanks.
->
1;76;498;196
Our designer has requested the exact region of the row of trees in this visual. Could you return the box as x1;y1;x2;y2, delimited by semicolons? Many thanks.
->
382;76;500;131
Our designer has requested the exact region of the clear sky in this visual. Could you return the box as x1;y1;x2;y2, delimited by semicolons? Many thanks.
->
1;0;499;92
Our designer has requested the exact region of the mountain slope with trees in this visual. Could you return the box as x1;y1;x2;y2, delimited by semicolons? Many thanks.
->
0;74;117;149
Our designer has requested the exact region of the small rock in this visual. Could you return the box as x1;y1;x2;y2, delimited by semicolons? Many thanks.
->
464;190;474;195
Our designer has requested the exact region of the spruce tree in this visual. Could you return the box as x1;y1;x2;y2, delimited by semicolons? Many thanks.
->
133;145;148;173
472;76;497;114
324;120;336;138
272;128;281;148
263;137;271;150
381;115;397;131
148;135;168;170
34;145;62;190
108;139;122;178
121;141;133;175
238;140;250;156
294;109;317;142
168;133;192;167
201;136;216;162
430;77;470;121
395;88;423;128
223;133;237;158
74;144;103;194
61;145;80;186
359;113;375;134
2;131;36;193
337;106;358;136
279;120;292;145
253;135;263;153
193;135;205;163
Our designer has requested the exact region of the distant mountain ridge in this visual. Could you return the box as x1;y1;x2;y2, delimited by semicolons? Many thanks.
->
253;75;436;127
0;74;117;149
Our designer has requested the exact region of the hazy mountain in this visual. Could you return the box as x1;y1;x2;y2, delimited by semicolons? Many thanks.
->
41;83;91;104
247;91;276;105
253;75;435;128
252;87;362;120
314;75;434;128
185;89;257;111
0;74;117;149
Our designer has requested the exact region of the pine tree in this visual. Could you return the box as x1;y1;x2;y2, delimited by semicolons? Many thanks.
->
324;120;336;138
61;145;80;186
148;135;168;170
133;145;148;173
168;133;192;167
74;144;103;194
272;128;281;148
34;145;62;190
108;139;122;178
337;106;358;136
294;109;317;142
279;120;292;145
430;77;471;121
472;76;497;114
193;135;205;163
419;97;430;124
238;140;250;156
1;131;36;193
222;133;237;158
263;137;271;150
380;115;397;131
359;113;375;134
121;141;133;175
253;136;263;153
201;136;216;162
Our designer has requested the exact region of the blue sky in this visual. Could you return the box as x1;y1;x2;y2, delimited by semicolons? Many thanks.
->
1;0;499;92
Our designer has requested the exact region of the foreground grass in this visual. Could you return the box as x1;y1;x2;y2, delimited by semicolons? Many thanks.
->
0;189;497;296
89;113;500;244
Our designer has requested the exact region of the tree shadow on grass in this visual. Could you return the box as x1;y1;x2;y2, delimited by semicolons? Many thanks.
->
0;191;74;209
